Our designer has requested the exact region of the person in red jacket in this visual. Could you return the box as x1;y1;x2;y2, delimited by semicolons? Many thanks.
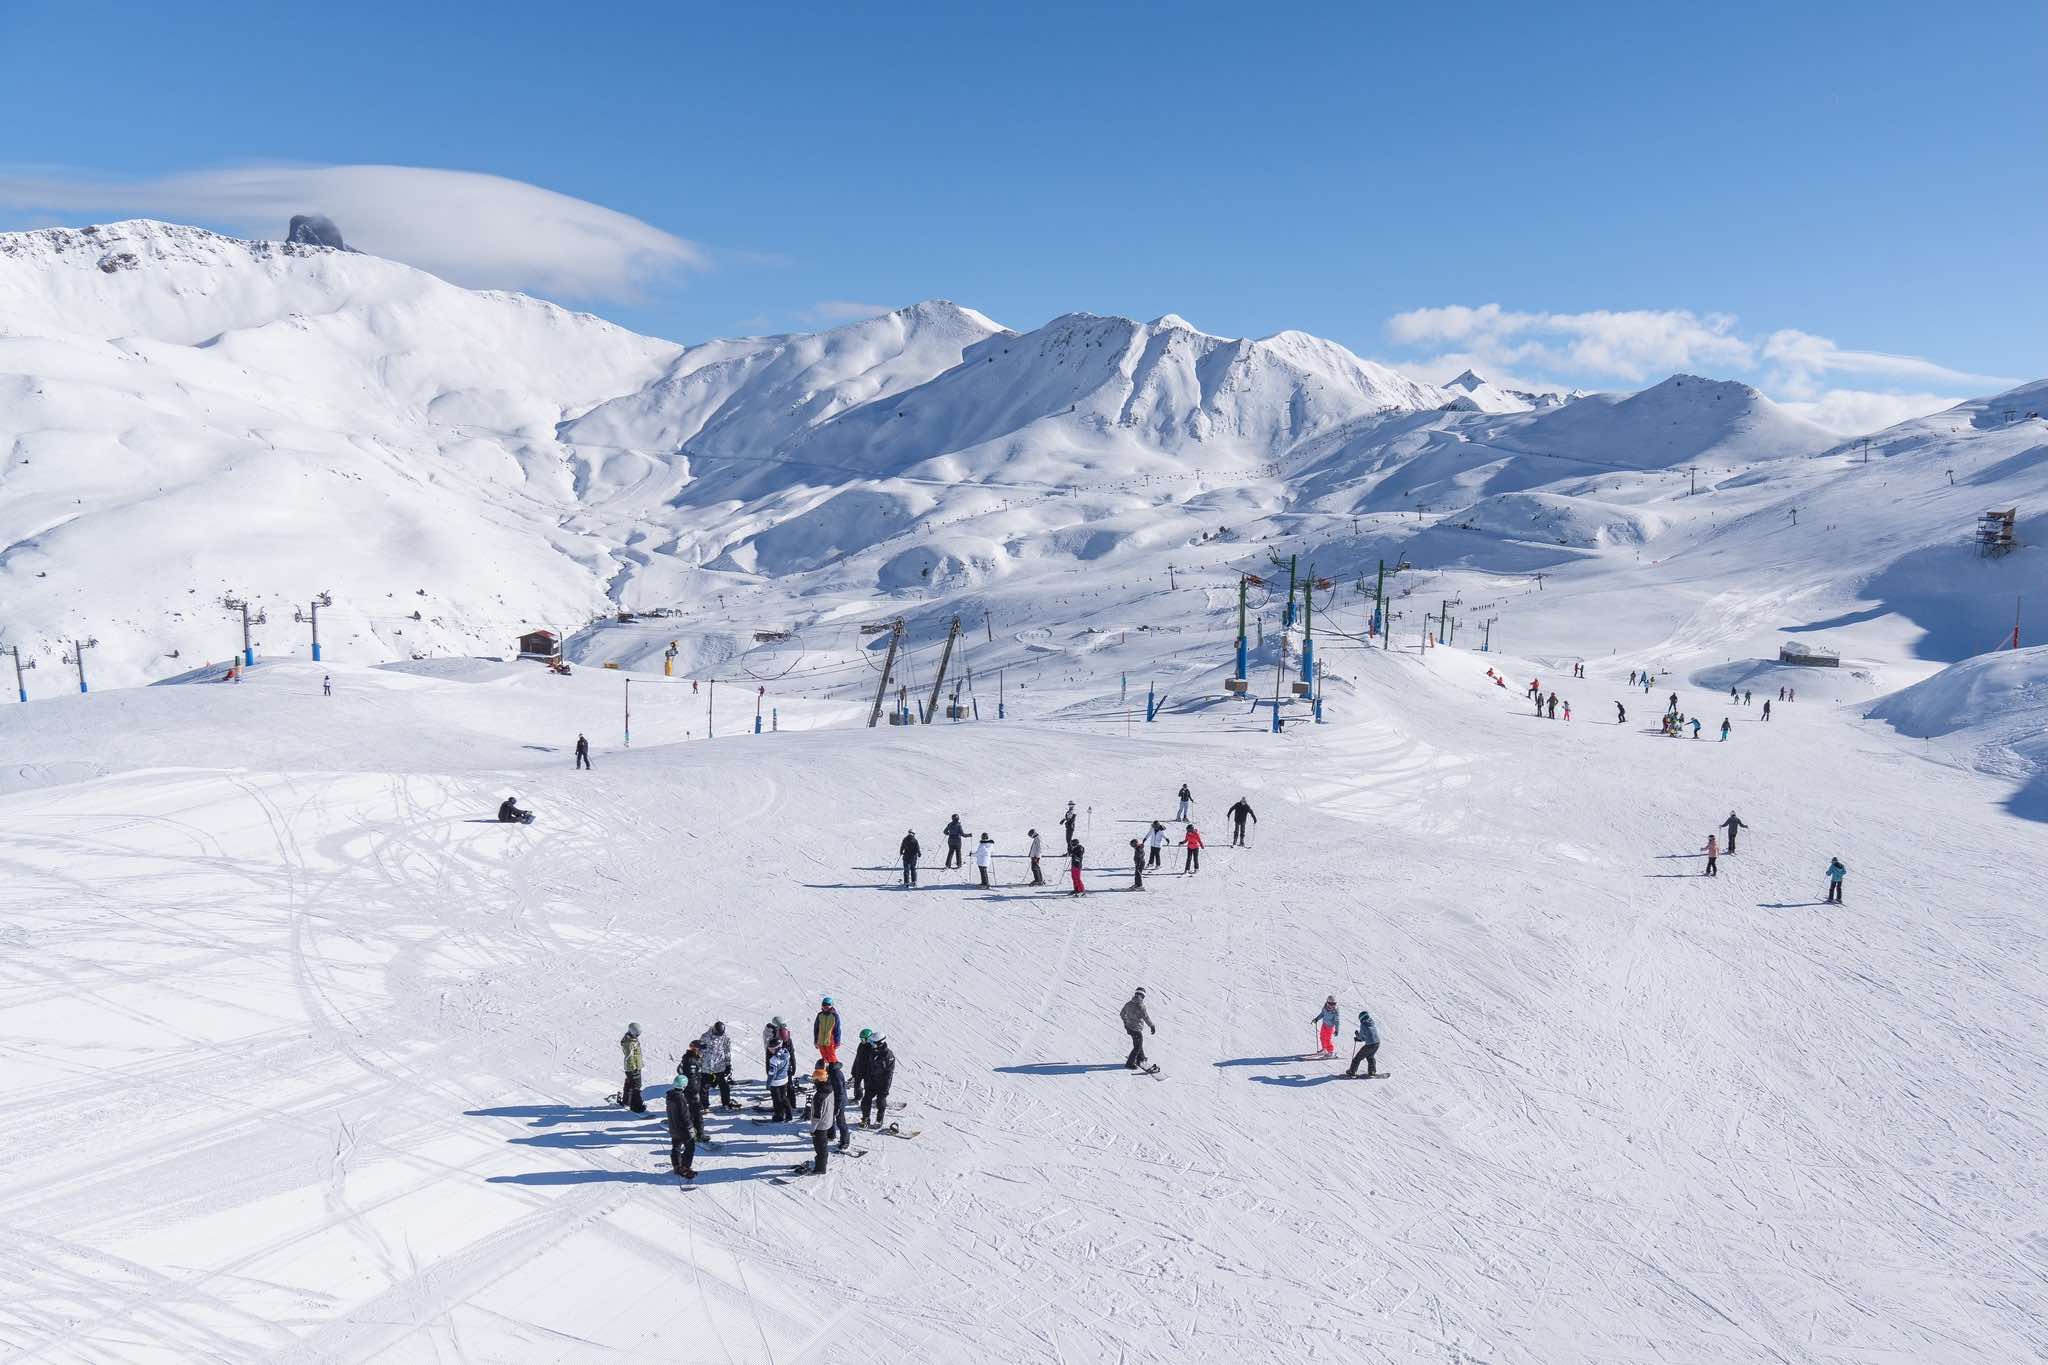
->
814;997;842;1065
1180;824;1204;874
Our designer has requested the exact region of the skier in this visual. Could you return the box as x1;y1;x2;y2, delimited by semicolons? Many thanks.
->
805;1064;837;1174
1129;838;1145;890
575;732;591;770
814;997;842;1064
1669;692;1678;712
1778;686;1785;702
1743;689;1752;706
1227;797;1257;846
1345;1008;1382;1078
766;1034;796;1122
1703;833;1719;877
1719;718;1731;741
1533;692;1545;717
1547;692;1558;719
619;1022;646;1113
1689;717;1702;739
664;1064;700;1178
1762;700;1772;721
943;815;966;869
1059;801;1078;847
1026;828;1045;885
1730;686;1739;703
1120;987;1155;1069
1180;823;1203;873
1628;669;1637;686
1825;857;1847;904
1563;701;1571;722
1721;811;1747;854
1311;996;1339;1057
497;795;533;824
857;1031;896;1127
1067;839;1087;896
702;1021;736;1110
974;832;995;888
1146;821;1168;869
322;674;332;697
1788;688;1796;703
899;830;920;887
1175;784;1193;822
1615;701;1627;724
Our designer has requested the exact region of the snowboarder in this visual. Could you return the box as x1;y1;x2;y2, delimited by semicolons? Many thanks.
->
1547;692;1559;719
1180;823;1203;874
766;1036;796;1122
619;1022;646;1113
1721;811;1747;853
1703;833;1719;876
1067;840;1086;896
1345;1009;1381;1078
1311;996;1339;1057
497;795;533;824
322;674;332;697
856;1031;896;1127
1227;798;1257;846
1121;988;1155;1069
1719;718;1731;741
701;1021;736;1110
1175;784;1193;821
664;1066;700;1178
575;733;591;770
1778;686;1785;701
677;1038;705;1111
1129;838;1145;890
805;1065;838;1174
826;1057;851;1150
1762;700;1772;721
1533;692;1545;717
850;1028;876;1105
1743;689;1752;706
1628;669;1637;686
943;815;966;869
1669;692;1679;712
1825;857;1846;904
974;832;995;888
1027;828;1045;885
814;997;842;1064
1146;821;1168;869
899;830;920;886
1059;801;1078;846
1616;701;1626;724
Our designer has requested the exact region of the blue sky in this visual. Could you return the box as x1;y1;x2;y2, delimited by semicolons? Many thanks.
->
2;1;2041;430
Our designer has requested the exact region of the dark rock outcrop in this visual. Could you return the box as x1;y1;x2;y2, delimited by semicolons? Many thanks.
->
285;214;348;250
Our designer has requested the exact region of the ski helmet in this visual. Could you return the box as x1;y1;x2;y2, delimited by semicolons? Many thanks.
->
859;1028;872;1041
772;1015;785;1027
626;1022;640;1036
821;996;834;1006
1134;987;1146;997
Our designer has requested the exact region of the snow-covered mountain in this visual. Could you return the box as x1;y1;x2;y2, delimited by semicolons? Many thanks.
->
0;219;2035;690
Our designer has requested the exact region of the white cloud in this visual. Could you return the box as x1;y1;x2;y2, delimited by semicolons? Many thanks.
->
1384;301;2019;435
0;163;705;302
1777;390;1961;435
1386;304;1749;383
802;299;894;324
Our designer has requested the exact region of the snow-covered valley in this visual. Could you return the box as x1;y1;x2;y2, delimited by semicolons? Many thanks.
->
1;220;2045;1363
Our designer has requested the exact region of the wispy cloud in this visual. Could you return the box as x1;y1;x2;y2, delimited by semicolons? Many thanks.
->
1384;302;2019;435
802;299;895;325
0;163;705;302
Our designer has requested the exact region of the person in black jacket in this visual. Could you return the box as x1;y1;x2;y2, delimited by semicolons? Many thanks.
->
664;1068;701;1178
497;796;532;824
943;814;966;869
674;1040;709;1139
859;1034;896;1127
1067;840;1086;897
574;733;591;770
1226;798;1256;846
1129;838;1145;890
850;1029;876;1104
1720;811;1748;854
899;830;921;886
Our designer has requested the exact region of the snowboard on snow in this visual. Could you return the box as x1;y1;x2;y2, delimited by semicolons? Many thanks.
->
879;1123;921;1139
1347;1072;1392;1080
1130;1064;1163;1078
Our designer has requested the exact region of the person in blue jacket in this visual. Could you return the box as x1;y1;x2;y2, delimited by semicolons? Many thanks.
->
1345;1009;1382;1078
1825;857;1847;904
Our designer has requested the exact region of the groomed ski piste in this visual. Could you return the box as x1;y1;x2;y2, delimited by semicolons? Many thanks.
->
2;600;2043;1363
2;221;2046;1362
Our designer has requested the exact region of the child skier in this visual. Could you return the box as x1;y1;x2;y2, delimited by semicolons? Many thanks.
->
1825;857;1846;904
1068;840;1086;896
1311;996;1339;1057
1703;833;1718;876
974;833;995;888
1180;823;1203;873
1345;1009;1382;1078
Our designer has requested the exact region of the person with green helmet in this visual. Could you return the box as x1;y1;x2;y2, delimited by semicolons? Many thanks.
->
850;1028;877;1105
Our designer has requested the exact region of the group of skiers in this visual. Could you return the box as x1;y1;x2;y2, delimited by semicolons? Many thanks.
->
618;998;899;1182
900;787;1257;895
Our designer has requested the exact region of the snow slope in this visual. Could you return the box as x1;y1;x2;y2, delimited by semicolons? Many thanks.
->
0;627;2041;1362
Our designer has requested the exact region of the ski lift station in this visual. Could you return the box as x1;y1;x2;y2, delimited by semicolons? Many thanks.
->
515;629;561;663
1778;640;1841;668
